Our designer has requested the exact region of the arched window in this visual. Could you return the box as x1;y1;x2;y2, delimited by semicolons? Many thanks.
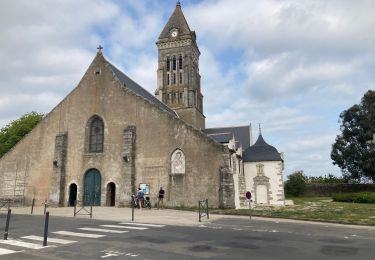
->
179;55;183;70
173;73;176;84
89;116;104;153
172;56;176;70
179;72;182;84
166;57;170;71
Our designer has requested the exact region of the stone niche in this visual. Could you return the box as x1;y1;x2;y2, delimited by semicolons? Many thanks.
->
170;149;185;175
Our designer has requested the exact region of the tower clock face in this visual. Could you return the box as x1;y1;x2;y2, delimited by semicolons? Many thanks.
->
171;29;178;37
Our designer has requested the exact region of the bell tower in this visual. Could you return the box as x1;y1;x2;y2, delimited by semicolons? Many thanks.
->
155;1;205;129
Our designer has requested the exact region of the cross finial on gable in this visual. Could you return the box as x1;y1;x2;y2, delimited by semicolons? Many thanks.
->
176;1;181;7
97;45;103;54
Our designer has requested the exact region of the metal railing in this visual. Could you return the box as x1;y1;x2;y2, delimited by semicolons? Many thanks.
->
73;200;92;218
198;199;209;222
0;199;11;212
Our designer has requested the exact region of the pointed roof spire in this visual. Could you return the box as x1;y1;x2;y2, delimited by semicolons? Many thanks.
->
259;123;262;136
159;2;191;39
243;133;283;162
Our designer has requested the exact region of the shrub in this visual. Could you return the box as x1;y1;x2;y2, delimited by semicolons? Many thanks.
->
285;170;307;197
333;192;375;204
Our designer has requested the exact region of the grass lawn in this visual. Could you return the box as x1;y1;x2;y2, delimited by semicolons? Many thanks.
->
209;197;375;226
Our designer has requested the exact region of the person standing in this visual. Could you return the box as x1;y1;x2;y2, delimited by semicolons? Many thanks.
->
137;188;144;209
158;187;165;209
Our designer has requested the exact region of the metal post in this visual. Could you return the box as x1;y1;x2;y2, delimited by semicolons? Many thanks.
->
198;201;201;222
7;199;10;211
43;211;49;246
74;200;77;216
248;201;252;220
206;199;209;219
43;201;48;215
131;195;134;221
31;198;35;214
3;209;11;240
90;204;93;219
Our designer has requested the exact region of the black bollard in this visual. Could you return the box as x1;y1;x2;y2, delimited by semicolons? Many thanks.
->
43;201;48;215
74;200;77;217
206;199;209;220
4;209;11;240
132;202;134;222
31;198;35;214
198;200;201;222
43;211;49;246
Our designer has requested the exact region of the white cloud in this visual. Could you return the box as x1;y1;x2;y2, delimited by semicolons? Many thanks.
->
1;0;374;178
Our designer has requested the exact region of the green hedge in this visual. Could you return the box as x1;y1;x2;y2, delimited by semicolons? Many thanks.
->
333;192;375;204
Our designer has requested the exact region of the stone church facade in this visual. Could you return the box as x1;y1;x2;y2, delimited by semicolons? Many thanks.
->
0;2;284;208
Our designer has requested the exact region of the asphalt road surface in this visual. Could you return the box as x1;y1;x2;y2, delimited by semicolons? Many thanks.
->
0;213;374;259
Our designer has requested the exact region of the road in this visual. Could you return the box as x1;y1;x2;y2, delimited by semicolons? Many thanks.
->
0;213;374;259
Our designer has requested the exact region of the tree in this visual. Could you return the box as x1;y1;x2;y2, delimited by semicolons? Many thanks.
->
331;90;375;182
0;112;44;158
285;170;307;197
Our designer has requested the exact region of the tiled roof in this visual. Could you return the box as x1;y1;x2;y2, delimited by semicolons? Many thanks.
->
202;125;251;150
107;61;177;117
243;134;282;162
206;133;234;144
159;2;191;39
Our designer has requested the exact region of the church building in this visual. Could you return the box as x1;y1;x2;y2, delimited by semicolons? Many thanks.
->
0;2;285;208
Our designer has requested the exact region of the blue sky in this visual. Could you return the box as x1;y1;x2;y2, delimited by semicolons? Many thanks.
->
0;0;374;177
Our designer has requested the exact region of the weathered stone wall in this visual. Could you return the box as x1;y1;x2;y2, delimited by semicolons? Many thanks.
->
0;53;233;208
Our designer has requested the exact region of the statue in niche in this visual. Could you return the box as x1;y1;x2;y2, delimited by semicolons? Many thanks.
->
171;150;185;175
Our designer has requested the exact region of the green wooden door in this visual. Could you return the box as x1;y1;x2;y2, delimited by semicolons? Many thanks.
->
83;169;101;206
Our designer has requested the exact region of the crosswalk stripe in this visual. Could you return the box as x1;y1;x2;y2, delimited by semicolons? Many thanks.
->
0;239;46;249
52;231;105;238
0;248;19;255
119;222;165;227
101;224;148;230
78;227;129;234
22;235;77;244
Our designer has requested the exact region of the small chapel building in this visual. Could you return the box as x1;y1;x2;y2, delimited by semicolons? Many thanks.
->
0;2;285;208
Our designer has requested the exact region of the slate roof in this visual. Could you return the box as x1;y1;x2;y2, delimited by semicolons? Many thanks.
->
159;2;191;39
243;134;282;162
107;61;177;117
206;133;234;144
202;125;251;150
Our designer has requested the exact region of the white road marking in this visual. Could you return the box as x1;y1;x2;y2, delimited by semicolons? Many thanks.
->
101;250;125;258
119;222;165;227
0;248;19;255
232;228;244;231
78;227;129;234
52;231;105;238
0;239;46;249
101;225;148;230
22;235;77;244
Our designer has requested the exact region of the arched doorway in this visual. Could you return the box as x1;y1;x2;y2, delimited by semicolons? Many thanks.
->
68;183;77;206
83;169;102;206
106;182;116;206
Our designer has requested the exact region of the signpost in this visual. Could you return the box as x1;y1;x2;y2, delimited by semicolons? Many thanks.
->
246;191;252;220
